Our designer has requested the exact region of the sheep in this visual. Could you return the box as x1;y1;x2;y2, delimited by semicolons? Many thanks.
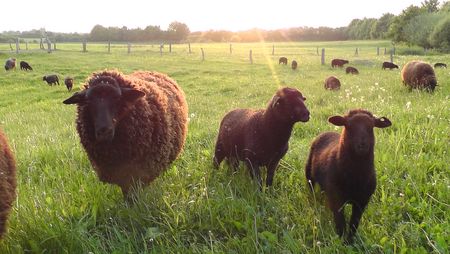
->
19;61;33;71
279;57;288;65
331;59;349;68
64;77;74;91
305;109;392;243
291;60;298;70
63;70;188;198
4;58;16;71
401;61;437;92
43;75;60;86
382;62;398;70
434;63;447;68
345;66;359;75
0;128;17;239
213;87;310;188
324;76;341;90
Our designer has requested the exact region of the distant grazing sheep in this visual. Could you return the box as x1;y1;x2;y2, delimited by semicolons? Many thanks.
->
401;61;437;92
382;62;398;70
345;66;359;75
19;61;33;71
331;59;349;68
4;58;16;71
64;77;74;91
305;109;392;243
63;70;188;198
279;57;288;65
214;87;310;188
0;128;17;239
43;75;60;86
291;60;298;70
324;76;341;90
434;63;446;68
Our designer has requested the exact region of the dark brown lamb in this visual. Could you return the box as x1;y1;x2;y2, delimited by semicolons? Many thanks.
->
291;60;298;70
0;128;16;239
324;76;341;90
382;62;398;70
305;109;391;243
64;77;74;91
214;87;310;188
279;57;288;65
345;66;359;75
63;70;188;197
401;61;437;92
331;59;349;68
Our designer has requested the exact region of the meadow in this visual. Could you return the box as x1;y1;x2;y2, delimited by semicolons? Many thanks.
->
0;41;448;253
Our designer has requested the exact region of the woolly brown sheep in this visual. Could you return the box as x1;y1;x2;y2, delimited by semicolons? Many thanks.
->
279;57;288;65
345;66;359;75
291;60;298;70
43;75;59;86
324;76;341;90
19;61;33;71
434;63;446;68
64;77;74;91
331;59;349;68
401;61;437;92
0;128;17;239
382;62;398;70
305;109;391;243
63;70;188;197
214;87;310;188
4;58;16;71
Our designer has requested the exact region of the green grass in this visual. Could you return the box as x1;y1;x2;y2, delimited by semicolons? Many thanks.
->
0;41;449;253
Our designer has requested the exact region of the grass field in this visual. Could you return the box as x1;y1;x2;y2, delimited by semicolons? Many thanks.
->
0;41;448;253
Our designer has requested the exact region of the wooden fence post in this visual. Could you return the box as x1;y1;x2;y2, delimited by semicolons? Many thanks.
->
26;41;28;50
384;48;387;55
169;43;172;53
201;48;205;61
390;49;393;63
321;48;325;65
16;38;19;54
272;44;275;55
355;47;358;56
249;50;253;64
230;44;232;54
316;47;319;56
377;47;380;56
82;40;87;52
47;40;52;53
108;41;111;53
127;43;131;54
188;43;191;54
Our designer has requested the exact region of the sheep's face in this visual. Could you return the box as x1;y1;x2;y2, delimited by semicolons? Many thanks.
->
63;81;145;143
271;87;310;123
329;111;391;156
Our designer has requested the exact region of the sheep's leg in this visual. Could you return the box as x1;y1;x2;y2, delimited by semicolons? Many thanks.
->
246;160;262;189
213;144;225;169
266;160;280;187
305;152;315;191
329;199;346;238
346;203;367;243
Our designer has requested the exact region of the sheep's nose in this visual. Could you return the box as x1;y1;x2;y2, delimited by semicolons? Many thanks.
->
300;110;310;122
96;127;114;142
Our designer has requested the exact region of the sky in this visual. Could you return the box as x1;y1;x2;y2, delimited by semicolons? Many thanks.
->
1;0;429;33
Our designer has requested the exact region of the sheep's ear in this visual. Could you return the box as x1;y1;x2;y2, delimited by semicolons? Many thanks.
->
374;117;392;128
121;88;145;103
271;96;281;108
328;115;346;126
63;91;86;104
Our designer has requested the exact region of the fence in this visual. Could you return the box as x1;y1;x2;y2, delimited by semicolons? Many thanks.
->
1;40;403;65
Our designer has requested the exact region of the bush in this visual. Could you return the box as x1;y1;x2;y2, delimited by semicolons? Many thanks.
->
429;16;450;52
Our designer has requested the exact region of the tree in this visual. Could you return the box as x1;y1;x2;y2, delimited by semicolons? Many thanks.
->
167;21;190;42
370;13;395;39
403;12;444;48
387;5;425;42
90;25;109;41
421;0;440;12
429;16;450;51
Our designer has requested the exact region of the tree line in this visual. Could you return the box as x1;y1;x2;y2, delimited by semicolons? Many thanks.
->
1;0;449;52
